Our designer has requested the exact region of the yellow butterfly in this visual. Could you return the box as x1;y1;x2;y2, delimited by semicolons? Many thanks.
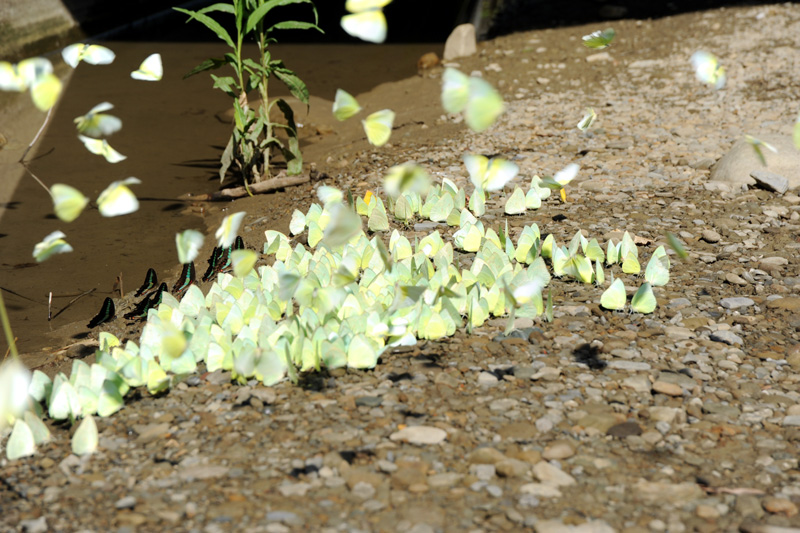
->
341;0;392;43
62;43;115;68
362;109;395;146
131;53;163;81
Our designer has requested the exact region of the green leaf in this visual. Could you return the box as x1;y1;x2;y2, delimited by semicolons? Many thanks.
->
183;57;228;79
268;21;323;33
211;74;238;98
174;7;235;49
246;0;319;34
196;2;235;15
220;135;234;182
273;69;309;105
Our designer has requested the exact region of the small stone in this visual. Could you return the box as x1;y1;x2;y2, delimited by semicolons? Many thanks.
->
532;461;576;487
477;372;499;385
115;496;137;510
632;480;703;504
542;440;575;460
760;256;789;269
652;381;683;396
278;482;312;497
750;169;789;194
351;481;376;500
427;472;462;489
606;421;642;438
767;297;800;311
709;330;744;346
720;297;755;310
725;273;749;286
695;504;720;519
701;229;721;243
782;415;800;427
179;465;230;481
469;447;507;464
763;497;799;516
469;463;496;481
443;23;477;60
266;511;304;526
19;517;47;533
586;51;612;62
390;425;447;445
649;407;682;424
518;483;562;498
495;458;530;478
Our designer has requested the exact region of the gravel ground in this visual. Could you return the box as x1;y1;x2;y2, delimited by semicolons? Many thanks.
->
4;4;800;532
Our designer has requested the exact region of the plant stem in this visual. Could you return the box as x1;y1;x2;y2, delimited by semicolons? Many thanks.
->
18;107;53;197
0;291;19;360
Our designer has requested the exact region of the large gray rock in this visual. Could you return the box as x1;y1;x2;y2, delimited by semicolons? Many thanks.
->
443;24;477;61
710;133;800;189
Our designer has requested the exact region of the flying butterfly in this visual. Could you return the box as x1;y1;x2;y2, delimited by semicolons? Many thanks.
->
131;53;163;81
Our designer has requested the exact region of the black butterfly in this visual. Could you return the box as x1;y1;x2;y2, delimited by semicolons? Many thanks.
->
87;297;115;328
135;268;158;296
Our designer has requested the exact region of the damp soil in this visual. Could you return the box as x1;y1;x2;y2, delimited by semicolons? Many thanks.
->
4;4;800;532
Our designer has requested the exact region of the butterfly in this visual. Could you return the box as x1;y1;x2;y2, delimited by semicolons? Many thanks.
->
341;0;392;44
215;211;246;248
51;184;89;222
332;89;361;121
78;135;126;163
463;154;519;192
131;53;163;81
577;107;596;131
175;229;204;264
0;57;62;111
74;102;122;138
33;230;73;262
97;177;141;217
62;43;115;68
690;51;725;90
362;109;395;146
441;68;505;133
87;297;116;328
600;278;625;311
504;187;526;215
582;28;616;49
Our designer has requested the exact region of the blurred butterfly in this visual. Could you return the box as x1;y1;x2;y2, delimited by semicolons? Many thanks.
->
74;102;122;138
582;28;616;49
97;177;141;217
51;184;89;222
215;211;246;248
78;135;126;163
577;107;596;131
744;134;777;166
362;109;395;146
62;43;115;68
332;89;361;121
33;230;73;262
441;68;504;133
463;154;519;192
0;57;62;111
175;229;204;264
131;53;163;81
341;0;392;44
690;51;725;90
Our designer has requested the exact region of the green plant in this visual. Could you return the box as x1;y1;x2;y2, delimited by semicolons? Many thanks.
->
174;0;322;187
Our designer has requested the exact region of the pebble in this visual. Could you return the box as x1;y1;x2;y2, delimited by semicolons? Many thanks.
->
389;426;447;445
720;297;755;309
709;330;744;345
542;440;575;460
750;169;789;194
652;380;683;396
762;497;798;516
532;461;576;487
115;496;137;510
701;229;721;243
518;483;562;498
19;517;47;533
